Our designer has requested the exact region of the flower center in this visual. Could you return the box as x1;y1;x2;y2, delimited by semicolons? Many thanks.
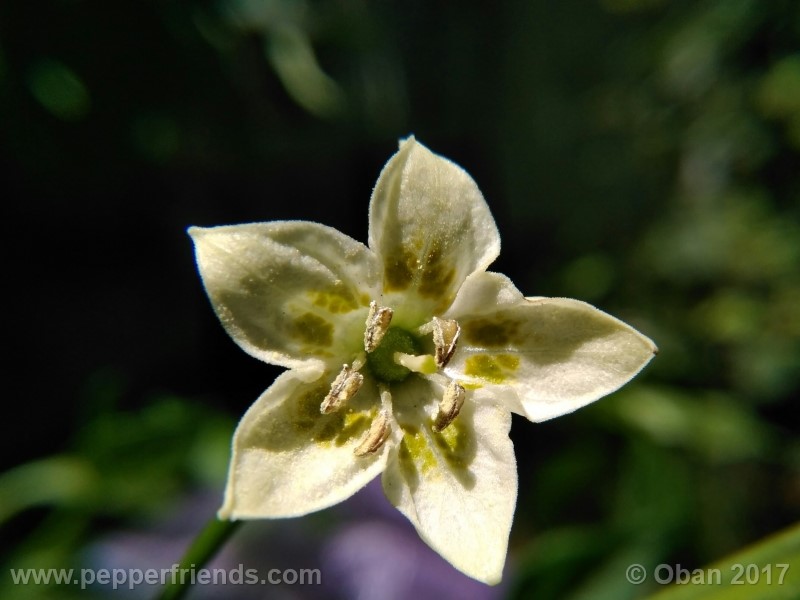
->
366;326;421;383
319;302;467;457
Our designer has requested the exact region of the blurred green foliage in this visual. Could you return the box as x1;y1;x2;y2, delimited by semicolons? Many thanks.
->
1;0;798;598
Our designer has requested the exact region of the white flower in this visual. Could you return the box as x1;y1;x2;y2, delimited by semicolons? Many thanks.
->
189;137;657;584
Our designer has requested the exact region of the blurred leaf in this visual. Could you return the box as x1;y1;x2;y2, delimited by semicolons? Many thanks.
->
757;55;800;118
608;386;774;464
132;114;180;163
611;439;693;533
26;59;90;121
568;542;664;600
71;395;233;514
0;457;97;525
0;511;91;600
559;254;616;301
510;526;622;600
645;522;800;599
265;25;346;118
643;190;800;285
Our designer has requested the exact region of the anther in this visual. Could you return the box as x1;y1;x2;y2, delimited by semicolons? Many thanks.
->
432;317;460;368
432;381;466;432
320;364;364;414
354;410;391;456
364;301;393;353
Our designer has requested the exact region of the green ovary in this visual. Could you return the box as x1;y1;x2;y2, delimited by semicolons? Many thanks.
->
366;327;422;383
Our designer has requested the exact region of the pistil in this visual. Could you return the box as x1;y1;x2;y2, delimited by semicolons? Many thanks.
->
365;326;421;383
393;352;437;374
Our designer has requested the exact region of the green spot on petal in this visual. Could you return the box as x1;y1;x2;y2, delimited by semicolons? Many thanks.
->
463;315;522;347
417;242;456;300
292;384;329;433
384;242;455;307
464;354;520;384
384;250;415;291
315;415;342;443
290;312;333;347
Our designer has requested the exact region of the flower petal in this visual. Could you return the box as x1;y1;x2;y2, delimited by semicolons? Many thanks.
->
445;272;658;422
369;137;501;325
219;369;388;519
190;222;381;372
382;377;516;584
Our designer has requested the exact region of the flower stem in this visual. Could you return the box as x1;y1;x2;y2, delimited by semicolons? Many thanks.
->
156;516;241;600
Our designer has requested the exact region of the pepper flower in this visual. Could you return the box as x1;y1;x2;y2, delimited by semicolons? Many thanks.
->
189;137;656;584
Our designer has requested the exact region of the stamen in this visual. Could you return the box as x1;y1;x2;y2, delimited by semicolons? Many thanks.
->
432;380;466;432
320;364;364;414
394;352;437;375
364;301;394;353
417;321;435;335
351;352;367;372
354;409;391;456
432;317;461;368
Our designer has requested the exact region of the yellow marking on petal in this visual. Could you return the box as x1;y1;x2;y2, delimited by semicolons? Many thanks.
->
433;418;471;470
290;312;333;347
343;410;371;430
339;410;374;448
463;315;522;347
310;284;364;314
399;425;437;475
496;354;520;368
464;354;520;384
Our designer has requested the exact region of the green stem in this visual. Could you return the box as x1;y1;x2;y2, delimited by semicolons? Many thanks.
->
156;516;242;600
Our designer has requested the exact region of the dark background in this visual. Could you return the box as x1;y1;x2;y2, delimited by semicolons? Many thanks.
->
2;1;799;599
